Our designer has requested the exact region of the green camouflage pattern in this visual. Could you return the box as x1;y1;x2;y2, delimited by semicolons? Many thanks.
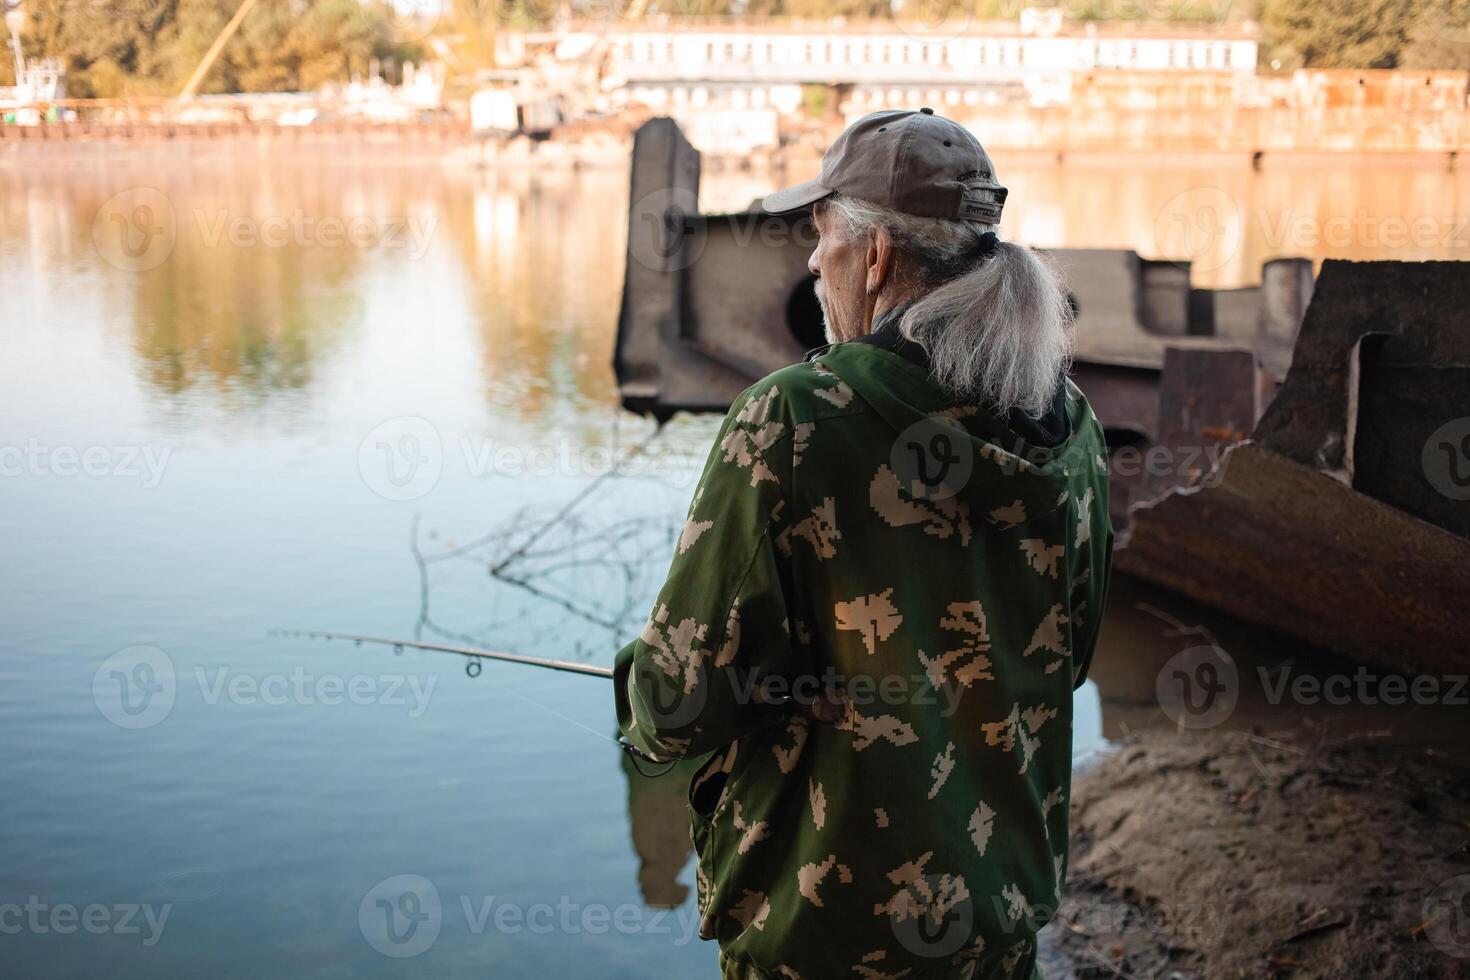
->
614;339;1114;979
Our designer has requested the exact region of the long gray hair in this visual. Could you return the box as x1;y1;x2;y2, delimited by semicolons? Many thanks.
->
824;191;1074;417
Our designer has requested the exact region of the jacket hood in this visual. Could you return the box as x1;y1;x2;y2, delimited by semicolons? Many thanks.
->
813;340;1104;523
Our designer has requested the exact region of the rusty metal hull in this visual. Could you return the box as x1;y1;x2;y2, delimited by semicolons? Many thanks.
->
1117;442;1470;673
1118;260;1470;671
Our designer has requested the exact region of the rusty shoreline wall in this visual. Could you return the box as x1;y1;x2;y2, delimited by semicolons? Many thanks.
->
5;64;1469;152
614;117;1470;674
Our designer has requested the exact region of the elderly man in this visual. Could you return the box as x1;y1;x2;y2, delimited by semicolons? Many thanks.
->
613;108;1113;979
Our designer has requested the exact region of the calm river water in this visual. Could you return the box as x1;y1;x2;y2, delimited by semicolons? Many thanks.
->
1;144;1464;978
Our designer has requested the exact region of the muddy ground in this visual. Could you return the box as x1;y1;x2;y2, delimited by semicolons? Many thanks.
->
1040;729;1470;979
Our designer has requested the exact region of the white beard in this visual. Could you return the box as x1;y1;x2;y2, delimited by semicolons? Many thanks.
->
816;285;841;344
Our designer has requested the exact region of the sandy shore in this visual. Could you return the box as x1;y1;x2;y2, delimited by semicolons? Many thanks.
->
1044;729;1470;979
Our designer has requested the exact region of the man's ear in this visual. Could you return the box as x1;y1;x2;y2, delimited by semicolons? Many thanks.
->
865;226;895;296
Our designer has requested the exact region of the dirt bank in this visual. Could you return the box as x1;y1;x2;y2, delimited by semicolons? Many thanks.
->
1048;729;1470;979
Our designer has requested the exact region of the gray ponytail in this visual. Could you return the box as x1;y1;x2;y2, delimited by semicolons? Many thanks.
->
824;191;1074;418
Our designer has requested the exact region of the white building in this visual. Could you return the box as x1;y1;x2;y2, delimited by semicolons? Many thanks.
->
493;17;1259;149
606;22;1256;87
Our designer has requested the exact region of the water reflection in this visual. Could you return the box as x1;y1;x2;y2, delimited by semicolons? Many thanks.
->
129;232;359;399
619;751;703;909
409;456;683;658
3;159;629;425
1088;574;1466;750
441;169;630;423
6;153;1464;424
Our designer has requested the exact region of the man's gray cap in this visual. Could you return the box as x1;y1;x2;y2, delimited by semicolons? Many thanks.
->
763;107;1007;224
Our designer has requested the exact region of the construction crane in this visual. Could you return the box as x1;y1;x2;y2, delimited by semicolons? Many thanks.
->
177;0;262;99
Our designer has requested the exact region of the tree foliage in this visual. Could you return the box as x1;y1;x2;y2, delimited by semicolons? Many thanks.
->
10;0;1470;96
1261;0;1470;70
1400;0;1470;70
1262;0;1416;68
17;0;414;97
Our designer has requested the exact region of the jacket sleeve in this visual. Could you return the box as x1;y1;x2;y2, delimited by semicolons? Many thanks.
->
1071;440;1115;690
1071;523;1113;690
613;384;795;761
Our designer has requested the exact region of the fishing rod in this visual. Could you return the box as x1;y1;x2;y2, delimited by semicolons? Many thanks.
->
272;629;676;776
271;629;613;679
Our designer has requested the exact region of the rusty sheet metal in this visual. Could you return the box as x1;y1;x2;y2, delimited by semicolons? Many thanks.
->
1078;348;1273;525
1118;260;1470;672
1139;347;1268;502
1115;443;1470;673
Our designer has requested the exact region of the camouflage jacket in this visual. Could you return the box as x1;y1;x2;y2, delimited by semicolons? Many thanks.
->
614;326;1114;979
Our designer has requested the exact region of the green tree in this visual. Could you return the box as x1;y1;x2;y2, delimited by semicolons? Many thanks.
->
1402;0;1470;69
23;0;185;96
184;0;401;93
20;0;412;97
1262;0;1418;69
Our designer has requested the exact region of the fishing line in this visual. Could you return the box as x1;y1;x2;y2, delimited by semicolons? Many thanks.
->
489;679;678;779
274;629;676;777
